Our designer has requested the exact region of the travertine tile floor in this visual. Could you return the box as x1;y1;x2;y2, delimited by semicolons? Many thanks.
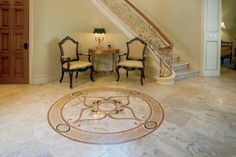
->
0;68;236;157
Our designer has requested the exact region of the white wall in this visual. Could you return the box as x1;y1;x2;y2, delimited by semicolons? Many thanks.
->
31;0;129;83
31;0;204;83
129;0;202;69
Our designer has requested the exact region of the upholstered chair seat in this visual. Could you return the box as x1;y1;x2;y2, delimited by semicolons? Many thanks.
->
63;61;92;70
117;60;143;68
116;37;147;85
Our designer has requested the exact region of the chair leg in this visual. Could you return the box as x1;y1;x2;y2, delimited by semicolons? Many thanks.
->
126;70;128;77
116;66;120;82
69;71;73;89
60;69;64;83
76;72;79;79
90;66;94;82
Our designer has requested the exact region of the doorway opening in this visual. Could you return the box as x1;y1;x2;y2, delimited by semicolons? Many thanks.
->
221;0;236;76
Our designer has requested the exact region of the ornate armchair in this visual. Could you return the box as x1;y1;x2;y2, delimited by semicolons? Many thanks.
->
116;37;147;85
59;36;94;88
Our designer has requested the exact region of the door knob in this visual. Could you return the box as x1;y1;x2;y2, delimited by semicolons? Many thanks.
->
24;43;29;50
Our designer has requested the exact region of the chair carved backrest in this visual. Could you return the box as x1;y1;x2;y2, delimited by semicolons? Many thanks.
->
59;36;79;62
126;37;147;61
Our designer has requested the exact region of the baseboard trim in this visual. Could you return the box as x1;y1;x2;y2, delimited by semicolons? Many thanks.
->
31;73;60;84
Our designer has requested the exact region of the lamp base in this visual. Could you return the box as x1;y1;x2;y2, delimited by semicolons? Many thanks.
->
95;37;104;50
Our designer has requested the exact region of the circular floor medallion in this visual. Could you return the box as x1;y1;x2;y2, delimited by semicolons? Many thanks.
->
48;88;164;144
98;102;116;112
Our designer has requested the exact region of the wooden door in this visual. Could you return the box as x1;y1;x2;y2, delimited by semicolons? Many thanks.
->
0;0;29;83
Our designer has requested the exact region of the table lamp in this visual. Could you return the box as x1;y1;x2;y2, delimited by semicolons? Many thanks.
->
221;22;226;29
93;28;106;49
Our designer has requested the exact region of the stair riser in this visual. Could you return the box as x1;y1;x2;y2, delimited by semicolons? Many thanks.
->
175;72;199;80
173;64;189;71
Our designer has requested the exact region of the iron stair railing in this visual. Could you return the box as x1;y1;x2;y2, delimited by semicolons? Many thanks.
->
101;0;174;77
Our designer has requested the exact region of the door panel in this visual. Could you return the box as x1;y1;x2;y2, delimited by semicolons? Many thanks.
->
0;0;10;4
0;6;10;28
14;32;23;51
0;55;10;76
14;6;24;28
0;32;10;52
0;0;29;83
13;54;24;77
203;0;221;76
14;0;24;4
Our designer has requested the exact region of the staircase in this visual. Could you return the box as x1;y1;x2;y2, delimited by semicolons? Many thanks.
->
91;0;199;83
172;55;199;80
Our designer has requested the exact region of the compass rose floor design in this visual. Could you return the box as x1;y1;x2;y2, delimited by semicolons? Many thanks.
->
48;88;164;144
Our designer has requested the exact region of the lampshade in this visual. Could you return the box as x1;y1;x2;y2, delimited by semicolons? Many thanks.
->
221;22;226;29
93;28;106;34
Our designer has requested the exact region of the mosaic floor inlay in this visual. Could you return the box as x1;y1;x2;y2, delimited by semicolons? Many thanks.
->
47;88;164;144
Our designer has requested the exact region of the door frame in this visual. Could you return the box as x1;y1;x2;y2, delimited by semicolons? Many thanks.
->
29;0;33;83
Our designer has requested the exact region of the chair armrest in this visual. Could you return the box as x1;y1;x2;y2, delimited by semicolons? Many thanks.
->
79;53;92;62
61;56;71;69
61;55;71;60
117;53;127;62
118;53;127;57
78;53;90;56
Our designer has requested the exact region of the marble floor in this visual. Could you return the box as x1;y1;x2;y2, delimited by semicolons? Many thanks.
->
0;69;236;157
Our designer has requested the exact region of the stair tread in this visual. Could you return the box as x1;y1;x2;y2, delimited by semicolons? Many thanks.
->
176;68;199;75
172;55;179;59
172;61;190;67
170;55;199;80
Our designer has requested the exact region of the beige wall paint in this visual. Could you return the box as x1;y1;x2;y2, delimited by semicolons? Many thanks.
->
222;0;236;58
32;0;128;83
129;0;202;68
31;0;204;83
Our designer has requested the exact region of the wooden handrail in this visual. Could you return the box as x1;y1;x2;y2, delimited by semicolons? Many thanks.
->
124;0;173;46
158;45;173;51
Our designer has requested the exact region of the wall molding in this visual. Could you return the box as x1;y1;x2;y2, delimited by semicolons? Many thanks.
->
31;73;60;84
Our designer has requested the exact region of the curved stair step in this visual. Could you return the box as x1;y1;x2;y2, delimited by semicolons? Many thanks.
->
175;68;199;80
172;61;190;71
